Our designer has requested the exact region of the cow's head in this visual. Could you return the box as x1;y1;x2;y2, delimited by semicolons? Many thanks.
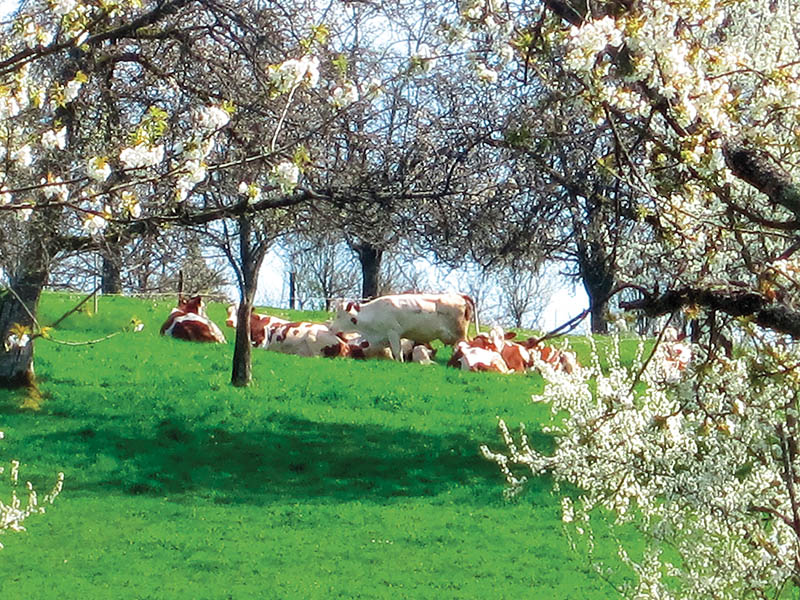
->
328;301;360;333
179;295;206;317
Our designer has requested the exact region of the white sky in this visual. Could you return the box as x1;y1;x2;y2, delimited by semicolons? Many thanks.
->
0;0;15;17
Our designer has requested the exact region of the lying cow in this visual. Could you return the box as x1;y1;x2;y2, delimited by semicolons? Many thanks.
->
225;304;348;358
343;333;437;363
160;296;226;343
472;327;532;373
328;292;474;362
226;303;289;347
520;337;579;374
263;320;349;358
448;339;510;373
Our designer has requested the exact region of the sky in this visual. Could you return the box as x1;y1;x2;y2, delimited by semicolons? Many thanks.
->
0;0;14;17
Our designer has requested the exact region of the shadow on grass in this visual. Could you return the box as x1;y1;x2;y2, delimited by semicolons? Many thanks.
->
31;414;556;506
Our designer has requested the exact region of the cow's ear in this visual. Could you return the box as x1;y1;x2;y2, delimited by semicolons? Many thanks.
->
505;331;517;340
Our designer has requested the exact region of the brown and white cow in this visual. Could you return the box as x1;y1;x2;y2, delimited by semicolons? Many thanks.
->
343;333;437;364
263;320;349;358
328;293;474;362
448;339;510;373
225;304;289;347
225;304;347;358
160;296;226;343
473;326;533;373
520;337;579;374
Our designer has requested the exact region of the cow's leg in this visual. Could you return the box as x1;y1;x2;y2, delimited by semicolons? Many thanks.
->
388;332;404;362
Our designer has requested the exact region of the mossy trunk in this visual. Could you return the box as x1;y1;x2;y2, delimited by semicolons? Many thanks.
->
0;215;53;388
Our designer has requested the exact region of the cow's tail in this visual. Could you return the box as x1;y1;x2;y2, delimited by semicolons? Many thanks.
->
461;293;479;337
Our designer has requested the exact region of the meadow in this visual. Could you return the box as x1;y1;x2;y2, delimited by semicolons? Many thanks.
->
0;293;638;599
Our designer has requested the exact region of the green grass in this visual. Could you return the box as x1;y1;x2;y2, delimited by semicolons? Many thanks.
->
0;292;637;599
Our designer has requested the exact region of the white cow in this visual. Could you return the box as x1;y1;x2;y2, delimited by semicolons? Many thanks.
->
328;293;474;362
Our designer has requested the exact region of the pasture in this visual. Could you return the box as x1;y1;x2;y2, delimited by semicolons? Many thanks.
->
1;293;637;598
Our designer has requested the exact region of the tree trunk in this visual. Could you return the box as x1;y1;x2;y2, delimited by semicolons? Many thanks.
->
578;240;615;334
231;296;253;387
352;241;383;300
231;216;268;387
0;215;54;388
101;249;123;295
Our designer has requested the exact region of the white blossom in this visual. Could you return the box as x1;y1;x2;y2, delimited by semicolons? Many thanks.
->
11;145;33;169
268;56;320;94
475;63;498;84
64;78;82;103
269;161;300;194
119;143;164;169
50;0;77;17
86;156;111;182
195;105;230;131
41;127;67;150
329;81;359;108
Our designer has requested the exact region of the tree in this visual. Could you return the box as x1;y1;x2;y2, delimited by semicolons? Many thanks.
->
467;0;800;596
0;0;328;388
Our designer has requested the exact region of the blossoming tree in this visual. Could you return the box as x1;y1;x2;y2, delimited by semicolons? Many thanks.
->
461;0;800;596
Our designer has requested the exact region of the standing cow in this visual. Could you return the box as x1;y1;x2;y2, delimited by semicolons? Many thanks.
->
160;296;226;343
328;293;475;362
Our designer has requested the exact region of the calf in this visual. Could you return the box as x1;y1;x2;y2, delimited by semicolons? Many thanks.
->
160;296;226;343
328;292;474;362
344;334;436;363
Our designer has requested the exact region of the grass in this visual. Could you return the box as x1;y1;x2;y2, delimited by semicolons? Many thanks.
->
0;292;640;599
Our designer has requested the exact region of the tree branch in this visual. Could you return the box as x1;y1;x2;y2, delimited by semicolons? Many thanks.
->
619;286;800;338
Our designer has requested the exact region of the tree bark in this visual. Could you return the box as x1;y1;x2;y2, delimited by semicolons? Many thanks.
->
101;250;123;294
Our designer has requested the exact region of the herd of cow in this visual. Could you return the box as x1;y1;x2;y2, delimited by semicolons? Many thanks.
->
158;292;582;374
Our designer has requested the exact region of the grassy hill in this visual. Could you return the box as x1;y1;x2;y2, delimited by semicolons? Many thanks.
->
0;292;636;599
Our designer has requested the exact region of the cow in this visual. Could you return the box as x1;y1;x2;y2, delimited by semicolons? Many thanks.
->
225;303;288;347
160;296;226;343
657;326;692;382
473;326;533;373
343;333;437;364
263;320;349;358
521;337;579;374
411;343;436;365
328;293;475;362
448;339;510;373
225;304;348;358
